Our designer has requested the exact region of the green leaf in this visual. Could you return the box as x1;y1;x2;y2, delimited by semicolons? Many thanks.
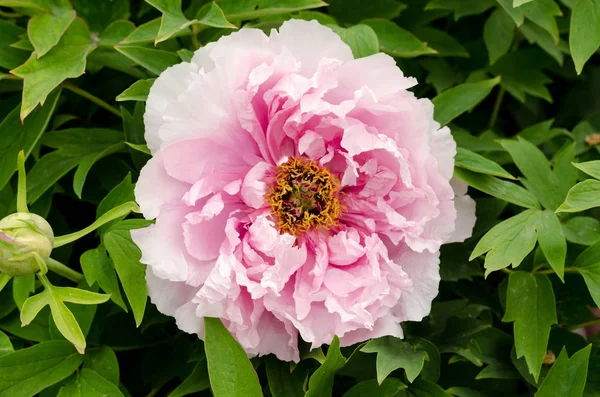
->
537;210;567;281
12;274;35;311
0;20;29;70
562;216;600;246
556;180;600;213
362;337;427;384
99;20;135;46
573;161;600;180
455;148;515;179
363;19;436;58
204;317;263;397
432;77;501;126
405;379;453;396
329;24;379;59
343;378;407;397
119;19;161;45
484;9;515;65
125;142;151;154
574;241;600;308
535;345;591;397
420;58;462;94
11;18;93;121
496;0;525;25
97;173;136;233
73;143;125;198
570;0;600;74
447;387;488;397
53;287;110;305
0;331;13;358
168;358;210;397
425;0;495;20
453;168;540;209
470;209;540;276
503;272;557;381
500;137;563;210
28;6;76;57
146;0;194;44
57;368;124;397
82;346;120;386
515;0;535;5
520;0;561;43
265;356;304;397
71;0;130;34
0;89;60;192
0;341;82;397
218;0;327;20
104;221;149;327
553;141;577;199
195;2;237;29
490;50;552;103
115;45;179;75
305;335;347;397
411;27;469;58
520;21;566;66
327;0;405;24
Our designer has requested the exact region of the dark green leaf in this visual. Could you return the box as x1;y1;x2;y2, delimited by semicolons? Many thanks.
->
537;210;567;281
412;27;469;58
535;345;591;397
0;331;12;358
343;378;407;397
362;337;427;384
484;9;515;65
72;0;130;34
305;336;347;397
57;368;124;397
570;0;600;74
574;241;600;308
455;148;515;179
169;358;210;397
83;346;120;386
0;20;29;69
327;0;405;24
115;45;179;75
363;19;436;58
265;356;304;397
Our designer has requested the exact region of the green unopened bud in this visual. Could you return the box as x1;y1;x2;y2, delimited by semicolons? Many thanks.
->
0;213;54;276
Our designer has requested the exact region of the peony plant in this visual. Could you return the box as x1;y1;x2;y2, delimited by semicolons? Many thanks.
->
0;1;599;396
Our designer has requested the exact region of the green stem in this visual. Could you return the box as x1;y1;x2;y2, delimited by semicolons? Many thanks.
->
500;268;513;274
191;25;201;50
568;317;600;331
16;151;28;213
62;83;122;118
536;267;578;275
46;258;84;283
489;87;505;129
53;201;140;248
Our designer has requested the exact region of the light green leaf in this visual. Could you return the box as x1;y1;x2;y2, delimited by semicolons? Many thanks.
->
54;201;140;248
453;168;540;209
570;0;600;74
218;0;327;20
11;18;93;121
195;2;237;29
57;368;124;397
0;341;82;397
552;141;577;200
520;21;566;66
83;346;120;386
103;220;149;327
412;27;469;58
305;336;347;397
99;20;135;46
0;89;60;192
500;137;563;210
146;0;194;44
484;9;515;65
556;180;600;213
0;20;29;69
537;210;567;281
177;48;194;62
503;272;557;381
455;148;515;179
329;24;379;59
573;160;600;180
169;358;210;397
535;345;591;397
125;142;151;155
432;77;501;126
0;331;13;358
363;19;436;58
470;209;540;276
115;45;179;75
116;79;156;103
362;337;427;384
343;378;407;397
204;317;263;397
562;216;600;246
53;287;110;305
120;18;161;45
20;290;50;327
12;274;35;311
515;0;535;5
265;356;304;397
574;241;600;308
28;5;76;57
520;0;561;44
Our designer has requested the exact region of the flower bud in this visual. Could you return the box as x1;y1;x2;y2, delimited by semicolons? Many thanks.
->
0;213;54;276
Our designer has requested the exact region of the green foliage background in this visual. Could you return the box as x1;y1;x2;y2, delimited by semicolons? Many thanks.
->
0;0;600;396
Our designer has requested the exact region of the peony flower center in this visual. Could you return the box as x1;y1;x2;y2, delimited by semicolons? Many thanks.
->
267;157;342;236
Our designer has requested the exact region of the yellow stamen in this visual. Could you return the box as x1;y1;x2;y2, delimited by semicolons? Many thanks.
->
267;157;342;237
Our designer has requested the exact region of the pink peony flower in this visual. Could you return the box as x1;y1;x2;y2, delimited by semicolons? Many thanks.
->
131;19;476;362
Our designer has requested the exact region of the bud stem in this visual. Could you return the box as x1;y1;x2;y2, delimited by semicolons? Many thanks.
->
0;274;11;293
46;258;84;283
16;151;29;213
